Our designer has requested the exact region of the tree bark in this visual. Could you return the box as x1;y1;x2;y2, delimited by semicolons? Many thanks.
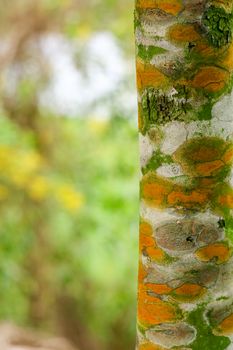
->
135;1;233;349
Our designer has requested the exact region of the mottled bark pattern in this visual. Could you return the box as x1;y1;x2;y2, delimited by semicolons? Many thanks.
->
135;1;233;349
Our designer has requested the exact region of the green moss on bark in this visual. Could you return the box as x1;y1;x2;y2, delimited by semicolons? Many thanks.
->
141;88;192;129
203;6;232;47
188;305;231;350
137;44;167;61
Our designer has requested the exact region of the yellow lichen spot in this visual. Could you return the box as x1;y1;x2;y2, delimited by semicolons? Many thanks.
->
196;160;224;176
171;284;206;301
136;59;168;90
146;246;167;263
218;313;233;335
195;243;231;264
139;342;167;350
56;184;84;212
168;24;201;43
191;66;229;92
136;0;183;15
28;176;50;201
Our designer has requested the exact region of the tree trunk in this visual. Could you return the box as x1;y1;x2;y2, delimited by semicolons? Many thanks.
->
135;1;233;349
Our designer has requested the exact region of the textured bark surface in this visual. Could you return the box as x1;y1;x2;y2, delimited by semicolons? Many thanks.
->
135;1;233;349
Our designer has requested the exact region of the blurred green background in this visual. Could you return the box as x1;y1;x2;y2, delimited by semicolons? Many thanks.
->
0;0;138;349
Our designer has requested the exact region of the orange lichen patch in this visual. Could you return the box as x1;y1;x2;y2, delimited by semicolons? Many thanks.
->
141;174;173;208
139;342;167;350
138;260;147;283
218;313;233;335
139;222;155;250
195;243;231;264
144;283;173;295
168;24;201;43
220;42;233;71
167;189;209;208
218;193;233;208
173;137;224;163
138;292;178;325
191;66;229;93
143;182;168;198
189;146;221;162
222;146;233;164
140;221;153;236
194;40;217;58
146;245;167;263
173;137;230;176
195;160;224;176
136;59;168;90
143;182;168;206
136;0;183;15
198;178;218;188
140;235;155;250
171;283;206;301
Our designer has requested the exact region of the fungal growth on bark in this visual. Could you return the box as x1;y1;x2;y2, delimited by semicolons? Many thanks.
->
135;0;233;349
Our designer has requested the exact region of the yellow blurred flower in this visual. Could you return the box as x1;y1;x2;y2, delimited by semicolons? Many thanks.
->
0;146;14;172
88;118;108;134
20;152;43;173
11;173;29;188
56;184;84;212
28;176;50;201
0;146;44;190
77;24;92;39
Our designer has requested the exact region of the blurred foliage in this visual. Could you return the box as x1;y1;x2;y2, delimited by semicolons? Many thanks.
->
0;0;138;350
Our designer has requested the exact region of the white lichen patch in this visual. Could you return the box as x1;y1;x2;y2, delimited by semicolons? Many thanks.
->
212;91;233;123
140;20;169;38
146;323;196;349
186;120;211;139
210;260;233;299
161;121;187;154
140;203;181;228
150;49;184;67
229;170;233;187
192;211;222;229
184;117;233;141
139;134;155;167
157;163;184;178
135;28;161;47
